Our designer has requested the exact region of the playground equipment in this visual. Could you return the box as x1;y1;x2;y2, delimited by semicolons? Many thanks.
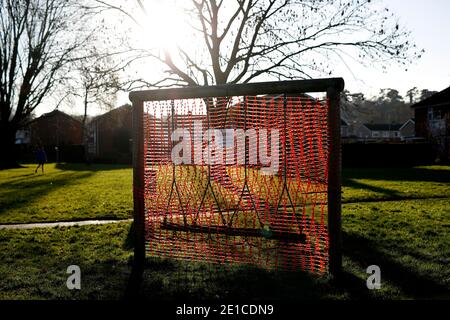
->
129;78;343;276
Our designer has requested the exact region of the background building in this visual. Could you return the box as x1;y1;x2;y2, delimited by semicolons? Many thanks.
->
411;86;450;163
87;104;133;164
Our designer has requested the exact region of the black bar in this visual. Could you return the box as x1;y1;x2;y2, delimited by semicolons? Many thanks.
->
129;78;345;102
327;86;343;277
161;222;307;243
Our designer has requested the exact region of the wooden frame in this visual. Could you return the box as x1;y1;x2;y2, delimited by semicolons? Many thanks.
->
130;77;344;277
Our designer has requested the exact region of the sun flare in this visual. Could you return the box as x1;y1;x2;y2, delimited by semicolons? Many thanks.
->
138;0;186;53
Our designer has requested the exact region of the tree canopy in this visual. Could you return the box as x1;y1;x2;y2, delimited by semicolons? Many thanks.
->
0;0;130;166
109;0;423;87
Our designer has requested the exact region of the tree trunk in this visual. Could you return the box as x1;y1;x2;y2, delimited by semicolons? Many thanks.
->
0;123;20;169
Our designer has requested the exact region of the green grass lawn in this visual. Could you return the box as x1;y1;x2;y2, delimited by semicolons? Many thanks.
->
1;163;448;225
0;163;448;299
342;166;450;203
0;163;132;224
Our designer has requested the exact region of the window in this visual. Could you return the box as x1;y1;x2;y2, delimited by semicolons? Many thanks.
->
428;107;445;132
428;107;442;121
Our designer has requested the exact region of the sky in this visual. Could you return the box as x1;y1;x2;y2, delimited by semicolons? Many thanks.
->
337;0;450;98
50;0;450;117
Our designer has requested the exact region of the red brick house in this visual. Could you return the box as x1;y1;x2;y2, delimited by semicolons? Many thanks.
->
146;95;328;179
411;86;450;163
87;104;133;163
29;110;83;146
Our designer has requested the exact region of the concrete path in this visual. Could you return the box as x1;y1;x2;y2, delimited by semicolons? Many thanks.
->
0;219;133;230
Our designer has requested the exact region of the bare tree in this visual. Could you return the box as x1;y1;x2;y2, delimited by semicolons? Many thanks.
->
61;39;155;160
72;47;153;121
0;0;102;167
73;53;119;161
103;0;423;88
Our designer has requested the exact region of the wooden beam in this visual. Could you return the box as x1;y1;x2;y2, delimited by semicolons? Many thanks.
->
161;222;307;243
129;78;345;102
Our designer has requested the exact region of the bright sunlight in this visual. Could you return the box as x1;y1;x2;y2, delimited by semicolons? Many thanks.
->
137;0;187;53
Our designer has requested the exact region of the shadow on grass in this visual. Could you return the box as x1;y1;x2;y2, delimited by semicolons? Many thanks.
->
343;178;401;200
343;167;450;183
0;171;94;216
129;256;381;300
342;167;450;203
0;173;37;185
55;163;131;172
135;259;326;300
123;221;137;251
0;163;27;171
342;178;449;203
123;229;449;300
342;231;449;299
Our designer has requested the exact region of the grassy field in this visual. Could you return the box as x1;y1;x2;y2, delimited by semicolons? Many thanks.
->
0;163;132;224
1;163;448;224
0;163;448;299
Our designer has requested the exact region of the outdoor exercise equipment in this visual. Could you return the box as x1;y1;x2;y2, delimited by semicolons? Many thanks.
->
130;78;343;276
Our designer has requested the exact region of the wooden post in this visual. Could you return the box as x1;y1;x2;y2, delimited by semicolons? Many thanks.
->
129;78;345;102
126;98;145;298
132;98;145;268
327;86;343;277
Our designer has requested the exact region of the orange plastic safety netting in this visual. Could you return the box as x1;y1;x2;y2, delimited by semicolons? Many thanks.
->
143;94;330;273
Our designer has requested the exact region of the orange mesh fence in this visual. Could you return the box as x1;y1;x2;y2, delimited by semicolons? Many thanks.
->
143;94;330;273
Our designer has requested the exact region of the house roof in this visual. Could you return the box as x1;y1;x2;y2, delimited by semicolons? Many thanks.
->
411;86;450;108
363;123;403;131
93;104;132;121
30;109;81;124
399;118;415;130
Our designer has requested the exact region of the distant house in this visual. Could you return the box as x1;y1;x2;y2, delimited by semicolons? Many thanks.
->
356;123;403;140
341;119;350;138
87;104;132;163
399;118;415;140
29;110;83;146
411;86;450;162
